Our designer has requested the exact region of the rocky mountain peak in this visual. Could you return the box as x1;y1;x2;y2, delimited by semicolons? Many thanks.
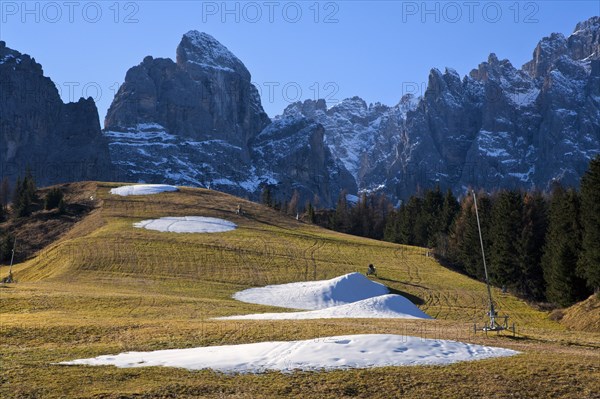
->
176;30;250;80
469;53;518;83
572;16;600;37
523;32;568;78
524;17;600;78
568;16;600;61
0;43;112;186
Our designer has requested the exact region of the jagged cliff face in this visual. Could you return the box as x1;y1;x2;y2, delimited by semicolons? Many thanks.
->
104;31;347;205
105;31;269;149
0;41;112;186
287;17;600;200
4;19;597;204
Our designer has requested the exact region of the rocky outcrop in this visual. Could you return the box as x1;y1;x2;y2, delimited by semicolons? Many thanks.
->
281;17;599;201
104;31;270;196
0;41;112;186
89;17;600;205
251;109;357;205
104;31;351;206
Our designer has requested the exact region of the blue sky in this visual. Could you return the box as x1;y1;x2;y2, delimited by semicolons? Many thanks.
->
1;1;598;127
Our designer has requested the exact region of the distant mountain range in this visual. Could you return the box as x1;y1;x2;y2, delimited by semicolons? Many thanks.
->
1;17;599;207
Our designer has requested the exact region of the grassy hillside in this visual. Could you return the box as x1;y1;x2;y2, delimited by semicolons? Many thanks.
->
559;294;600;332
1;182;598;398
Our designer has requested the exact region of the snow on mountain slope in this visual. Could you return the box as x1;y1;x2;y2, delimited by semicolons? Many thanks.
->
101;17;600;204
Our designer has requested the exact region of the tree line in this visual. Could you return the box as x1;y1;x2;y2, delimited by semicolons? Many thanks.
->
272;157;600;307
0;171;66;263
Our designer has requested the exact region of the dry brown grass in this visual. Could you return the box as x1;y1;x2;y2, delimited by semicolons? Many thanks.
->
1;182;599;398
560;294;600;332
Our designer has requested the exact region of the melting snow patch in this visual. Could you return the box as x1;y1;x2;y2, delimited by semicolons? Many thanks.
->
217;294;431;320
233;273;390;310
59;334;519;372
110;184;178;196
134;216;236;233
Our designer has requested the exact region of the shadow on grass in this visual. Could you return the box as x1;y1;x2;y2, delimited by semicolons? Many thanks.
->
386;286;426;306
377;276;429;291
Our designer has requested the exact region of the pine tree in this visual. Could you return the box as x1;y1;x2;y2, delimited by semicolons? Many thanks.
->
261;186;273;208
578;156;600;293
397;205;412;244
306;202;315;223
441;189;460;234
542;186;589;306
0;177;10;218
0;232;15;263
372;194;391;240
449;191;492;280
333;190;350;233
489;190;523;289
45;187;64;210
12;170;37;218
517;192;548;300
383;209;399;242
422;186;444;247
287;190;299;216
407;196;427;246
433;189;460;258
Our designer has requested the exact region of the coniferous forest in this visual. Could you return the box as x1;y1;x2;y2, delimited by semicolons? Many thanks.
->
270;156;600;307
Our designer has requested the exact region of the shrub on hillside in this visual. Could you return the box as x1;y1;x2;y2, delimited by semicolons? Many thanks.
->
44;188;64;211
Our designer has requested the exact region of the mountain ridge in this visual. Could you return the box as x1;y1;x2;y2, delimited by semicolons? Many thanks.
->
1;18;598;206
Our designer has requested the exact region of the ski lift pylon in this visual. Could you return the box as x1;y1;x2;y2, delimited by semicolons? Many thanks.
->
471;191;516;336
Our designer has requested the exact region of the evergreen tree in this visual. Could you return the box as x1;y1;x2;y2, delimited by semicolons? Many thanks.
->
0;177;10;211
12;170;37;218
440;189;460;234
578;156;600;293
542;186;589;306
383;209;399;242
372;194;390;240
449;191;492;280
44;187;64;210
0;232;15;263
422;186;444;247
287;190;299;216
306;202;315;223
517;192;548;300
397;205;412;244
332;190;350;232
407;196;426;246
489;190;523;288
261;185;273;208
433;189;460;258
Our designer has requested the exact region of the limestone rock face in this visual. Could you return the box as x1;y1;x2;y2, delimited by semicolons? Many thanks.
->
45;17;599;206
0;41;112;185
104;31;350;206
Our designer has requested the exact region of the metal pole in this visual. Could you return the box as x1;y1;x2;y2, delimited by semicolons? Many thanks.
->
8;238;16;276
472;191;496;328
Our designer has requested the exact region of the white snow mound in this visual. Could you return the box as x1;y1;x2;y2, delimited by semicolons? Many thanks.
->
233;272;389;310
134;216;236;233
110;184;178;196
60;334;519;373
217;294;432;320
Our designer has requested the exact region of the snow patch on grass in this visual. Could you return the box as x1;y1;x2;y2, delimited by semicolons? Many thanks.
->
218;294;432;320
134;216;236;233
110;184;179;196
233;272;390;310
60;334;519;372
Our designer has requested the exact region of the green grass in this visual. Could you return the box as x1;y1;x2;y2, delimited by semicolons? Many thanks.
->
1;182;599;398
